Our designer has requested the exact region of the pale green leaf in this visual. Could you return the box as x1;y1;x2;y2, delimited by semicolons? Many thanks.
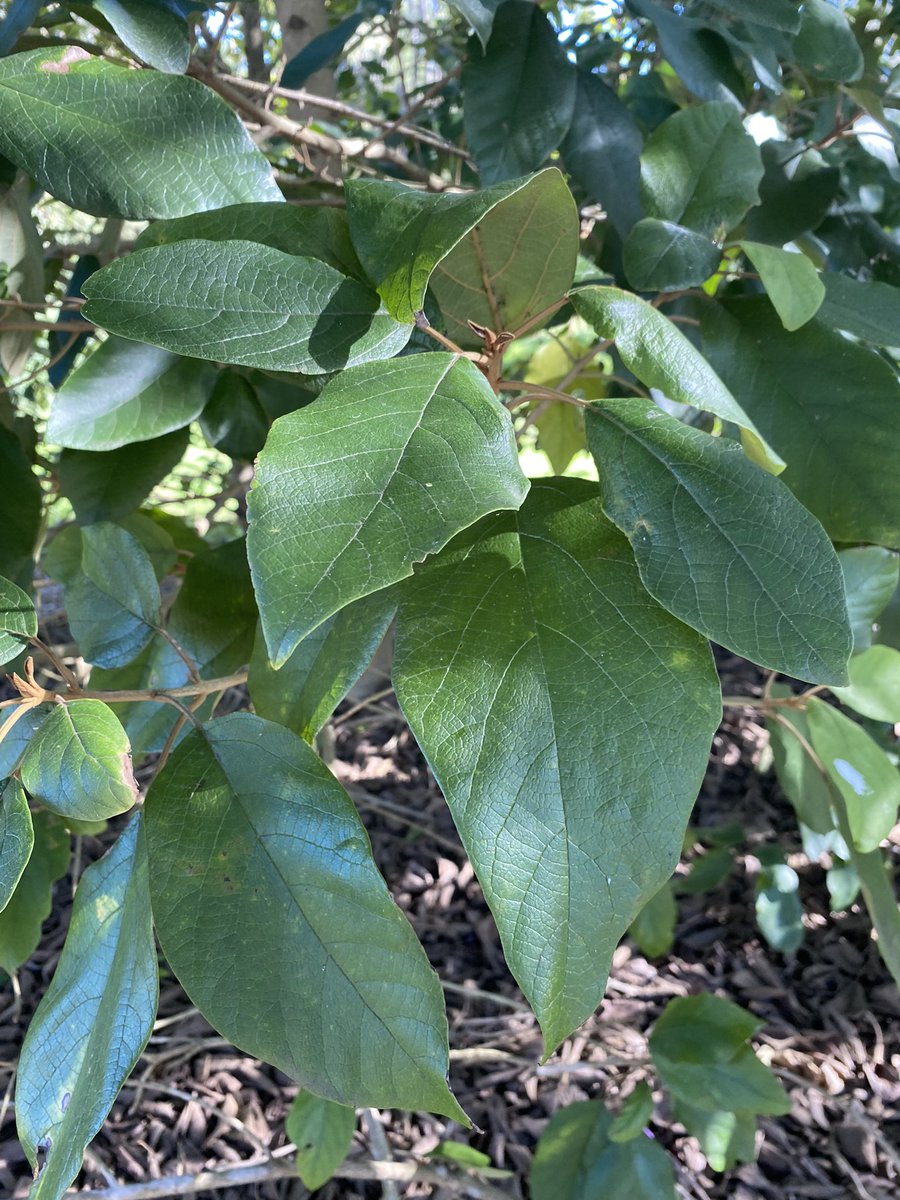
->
0;47;280;218
0;704;50;781
0;574;36;663
833;645;900;723
839;547;900;654
19;700;137;822
586;399;851;685
17;816;157;1200
826;857;860;912
629;881;676;959
766;692;835;835
286;1092;356;1191
0;779;33;913
755;851;804;953
248;353;528;667
671;1101;757;1172
49;337;215;451
0;811;69;975
447;0;503;48
792;0;863;81
739;241;824;330
807;698;900;852
394;480;720;1051
571;286;783;474
145;712;465;1119
82;241;410;374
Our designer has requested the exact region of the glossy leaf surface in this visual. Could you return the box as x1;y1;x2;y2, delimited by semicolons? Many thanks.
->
89;0;190;73
0;574;36;663
624;219;720;292
394;480;720;1051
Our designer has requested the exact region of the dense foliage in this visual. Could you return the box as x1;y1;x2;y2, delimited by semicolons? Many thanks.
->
0;0;898;1194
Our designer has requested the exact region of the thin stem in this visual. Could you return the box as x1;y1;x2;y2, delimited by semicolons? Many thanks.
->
497;381;589;410
415;315;466;355
510;296;568;339
74;670;248;704
29;636;82;691
155;626;201;684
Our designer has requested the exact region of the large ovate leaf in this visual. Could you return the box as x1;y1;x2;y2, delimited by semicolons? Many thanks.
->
89;0;190;73
585;399;851;685
59;429;190;524
530;1100;677;1200
82;241;410;374
249;589;396;742
49;336;214;451
700;297;900;547
0;47;280;218
807;698;900;853
346;169;574;325
0;779;33;913
248;353;528;666
817;274;900;346
145;711;465;1119
624;219;720;291
19;700;137;822
571;286;783;474
393;480;720;1051
639;101;763;237
428;171;579;349
137;202;363;279
0;573;35;663
833;645;900;723
627;0;743;107
839;547;899;654
286;1092;356;1191
0;811;68;975
462;1;575;185
0;425;42;586
17;816;158;1200
739;241;824;331
792;0;863;82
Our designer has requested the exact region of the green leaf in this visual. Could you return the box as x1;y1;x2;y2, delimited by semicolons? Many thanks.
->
394;480;720;1051
702;0;801;33
843;842;900;988
286;1092;356;1191
743;142;839;246
49;336;215;451
629;881;676;959
817;274;900;346
676;846;735;896
19;700;137;822
429;182;578;350
530;1100;677;1200
462;1;575;185
826;857;860;912
46;523;161;669
119;513;178;581
627;0;743;107
200;373;269;461
82;240;410;374
145;711;465;1119
649;994;790;1116
0;425;42;586
248;353;528;666
346;169;574;326
792;0;863;82
671;1101;757;1172
560;68;644;238
59;429;190;524
833;646;900;723
137;201;363;280
249;590;396;742
701;297;900;547
0;779;33;913
586;399;851;685
17;815;158;1200
807;698;900;853
0;47;280;218
0;573;36;663
534;402;585;475
447;0;503;49
766;693;834;835
428;1142;493;1168
624;219;721;292
739;241;824;331
608;1082;655;1144
839;547;900;654
0;810;69;975
639;101;763;237
89;0;190;73
755;850;804;953
571;286;783;474
0;703;50;781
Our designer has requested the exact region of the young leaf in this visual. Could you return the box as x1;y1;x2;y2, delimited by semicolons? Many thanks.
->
833;645;900;723
248;353;528;666
571;286;783;474
145;712;466;1119
0;810;69;975
59;429;190;524
248;589;397;742
0;425;42;587
16;816;158;1200
286;1092;356;1191
755;850;804;953
0;47;280;217
670;1100;757;1172
639;101;763;237
0;574;36;663
624;219;721;292
394;480;720;1052
629;881;676;959
530;1100;677;1200
806;699;900;852
739;241;824;330
0;779;33;913
346;169;574;325
826;857;860;912
89;0;191;74
817;274;900;347
462;1;575;185
49;336;215;451
429;178;578;350
701;298;900;547
19;700;137;822
586;399;851;684
839;547;900;654
82;241;410;374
